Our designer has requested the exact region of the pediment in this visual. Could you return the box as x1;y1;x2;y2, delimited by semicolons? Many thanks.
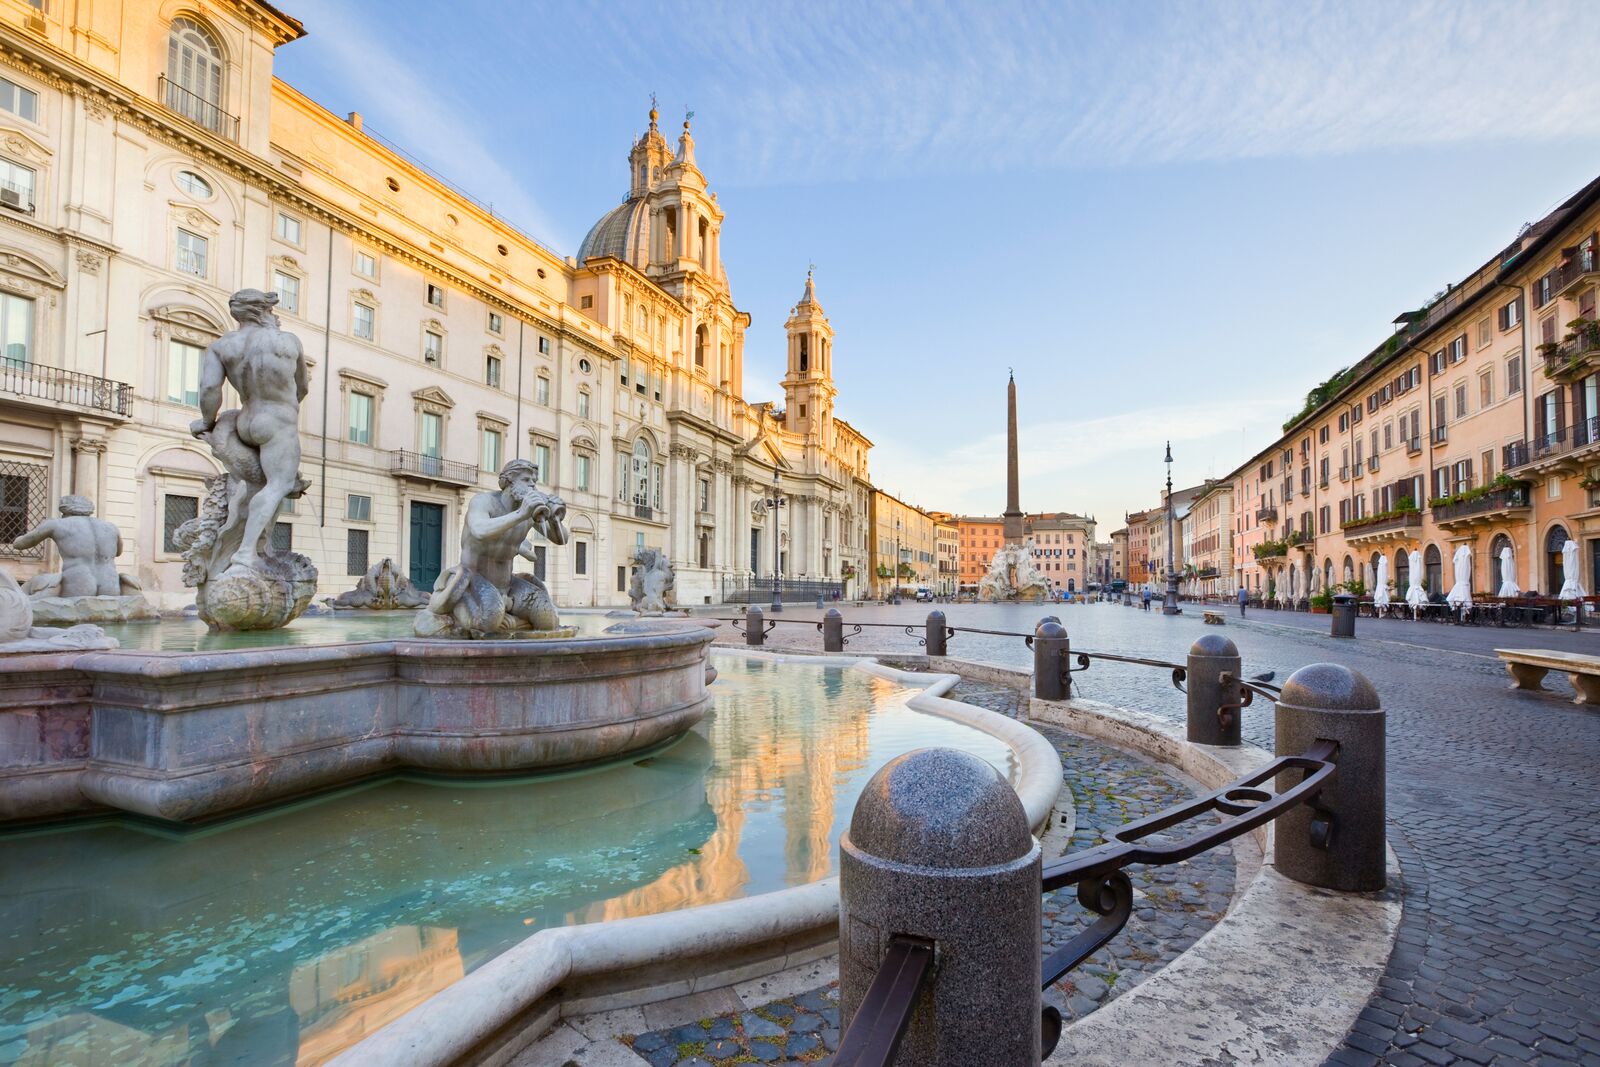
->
0;126;51;164
149;302;225;334
411;385;455;409
338;367;388;390
170;202;222;232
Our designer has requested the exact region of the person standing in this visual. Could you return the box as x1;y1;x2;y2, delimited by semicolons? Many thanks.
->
1238;584;1249;618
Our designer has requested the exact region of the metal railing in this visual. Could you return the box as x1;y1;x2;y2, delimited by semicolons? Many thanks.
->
1432;484;1532;523
388;449;478;485
719;575;845;604
0;359;131;415
158;75;239;141
1507;415;1600;468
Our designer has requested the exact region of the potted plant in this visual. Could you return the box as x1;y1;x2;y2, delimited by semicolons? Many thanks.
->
1310;590;1333;613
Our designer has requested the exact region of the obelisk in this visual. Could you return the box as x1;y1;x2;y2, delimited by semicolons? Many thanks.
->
1003;372;1024;543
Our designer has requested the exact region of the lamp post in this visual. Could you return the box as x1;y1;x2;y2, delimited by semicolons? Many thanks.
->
762;468;787;611
893;519;902;604
1163;441;1180;615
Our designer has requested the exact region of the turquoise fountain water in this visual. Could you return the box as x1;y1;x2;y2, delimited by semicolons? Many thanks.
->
0;653;1016;1067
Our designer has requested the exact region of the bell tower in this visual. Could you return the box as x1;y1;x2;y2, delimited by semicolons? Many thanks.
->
782;268;836;438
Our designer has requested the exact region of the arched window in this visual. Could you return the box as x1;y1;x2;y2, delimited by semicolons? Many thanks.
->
694;324;706;368
1394;549;1409;593
1424;545;1443;597
630;438;650;507
166;18;226;134
1490;534;1513;593
798;334;808;374
1546;525;1570;595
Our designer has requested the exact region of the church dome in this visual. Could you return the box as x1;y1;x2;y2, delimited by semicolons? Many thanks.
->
577;197;649;264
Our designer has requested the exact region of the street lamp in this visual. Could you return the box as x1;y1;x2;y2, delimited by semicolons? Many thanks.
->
763;468;786;612
893;519;902;604
1163;441;1180;615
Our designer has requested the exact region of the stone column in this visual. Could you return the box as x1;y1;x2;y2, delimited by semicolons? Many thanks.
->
71;435;106;499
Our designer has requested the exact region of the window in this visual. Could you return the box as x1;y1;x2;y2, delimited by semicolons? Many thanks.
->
575;540;587;575
576;453;590;491
481;427;502;472
0;76;37;123
577;389;590;418
174;170;210;198
534;443;551;485
1479;371;1493;409
347;493;372;521
1498;298;1522;331
166;18;225;133
1338;413;1348;433
799;404;807;419
536;375;550;405
271;522;292;553
272;270;300;314
620;358;629;387
538;336;550;355
488;311;503;334
580;295;593;309
166;339;203;405
0;292;31;369
578;357;591;374
347;392;373;444
1319;426;1329;444
1507;355;1523;395
1454;383;1467;419
162;494;198;552
426;283;444;307
1434;393;1447;426
617;565;627;592
346;529;369;576
699;477;710;512
1477;318;1491;349
423;331;443;366
1481;450;1494;483
275;211;301;244
354;250;377;278
1382;422;1392;451
0;467;41;550
420;412;442;458
352;302;374;340
1448;335;1467;363
175;228;207;275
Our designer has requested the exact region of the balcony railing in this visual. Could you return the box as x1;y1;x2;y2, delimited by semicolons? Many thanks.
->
1339;465;1351;481
634;502;655;521
1541;324;1600;380
389;449;477;486
1254;506;1277;523
1505;415;1600;469
159;75;239;141
1432;484;1533;525
0;359;130;415
1556;245;1600;298
1431;425;1448;445
1405;436;1422;455
1341;511;1422;538
1367;455;1379;472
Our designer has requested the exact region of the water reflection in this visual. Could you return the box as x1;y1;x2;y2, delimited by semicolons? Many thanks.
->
0;655;1015;1066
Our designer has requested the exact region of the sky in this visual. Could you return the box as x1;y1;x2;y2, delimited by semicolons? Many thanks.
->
273;0;1600;531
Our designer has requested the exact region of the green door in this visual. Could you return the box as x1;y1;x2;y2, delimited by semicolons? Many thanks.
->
409;502;444;592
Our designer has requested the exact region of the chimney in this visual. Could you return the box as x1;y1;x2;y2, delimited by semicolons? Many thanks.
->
346;111;363;131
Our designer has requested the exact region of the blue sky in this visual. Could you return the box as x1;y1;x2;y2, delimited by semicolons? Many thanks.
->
275;0;1600;530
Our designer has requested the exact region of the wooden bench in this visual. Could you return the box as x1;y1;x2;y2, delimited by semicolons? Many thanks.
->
1495;648;1600;705
1202;610;1226;625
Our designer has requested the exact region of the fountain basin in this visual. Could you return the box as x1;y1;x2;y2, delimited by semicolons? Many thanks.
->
0;620;714;825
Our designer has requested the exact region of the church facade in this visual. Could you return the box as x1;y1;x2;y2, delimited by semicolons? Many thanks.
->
0;1;872;609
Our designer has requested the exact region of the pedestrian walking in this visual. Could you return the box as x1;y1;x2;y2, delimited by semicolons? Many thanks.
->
1141;588;1152;611
1238;585;1249;618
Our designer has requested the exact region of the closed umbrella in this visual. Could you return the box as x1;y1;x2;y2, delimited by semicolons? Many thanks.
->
1446;544;1473;609
1497;545;1520;598
1374;556;1391;611
1559;539;1587;600
1405;549;1427;616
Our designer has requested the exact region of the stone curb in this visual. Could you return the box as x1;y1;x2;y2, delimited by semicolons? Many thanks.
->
324;649;1063;1067
1030;695;1403;1067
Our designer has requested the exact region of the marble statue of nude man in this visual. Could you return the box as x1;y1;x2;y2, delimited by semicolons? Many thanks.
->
188;289;309;575
422;458;569;634
12;495;135;597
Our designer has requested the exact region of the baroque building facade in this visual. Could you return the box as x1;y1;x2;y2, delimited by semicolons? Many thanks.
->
0;1;872;609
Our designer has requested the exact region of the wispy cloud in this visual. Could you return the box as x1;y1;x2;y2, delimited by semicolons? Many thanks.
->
279;2;570;249
533;0;1600;185
869;394;1284;524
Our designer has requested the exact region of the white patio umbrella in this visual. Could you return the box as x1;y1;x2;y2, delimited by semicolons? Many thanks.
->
1559;539;1587;600
1405;549;1427;615
1497;544;1520;598
1374;555;1391;610
1446;544;1473;609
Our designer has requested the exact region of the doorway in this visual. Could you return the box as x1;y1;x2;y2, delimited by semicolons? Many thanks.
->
409;501;445;591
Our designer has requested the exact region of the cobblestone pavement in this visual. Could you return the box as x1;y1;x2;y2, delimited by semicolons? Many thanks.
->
618;680;1233;1065
710;601;1600;1066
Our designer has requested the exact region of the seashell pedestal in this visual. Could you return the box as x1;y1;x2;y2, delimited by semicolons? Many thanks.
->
197;554;318;632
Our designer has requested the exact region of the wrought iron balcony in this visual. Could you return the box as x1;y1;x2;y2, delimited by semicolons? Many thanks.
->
159;75;240;141
0;359;130;415
1432;484;1533;527
1431;425;1448;445
1367;455;1379;472
1340;510;1422;542
389;449;477;486
1254;505;1277;523
1556;244;1600;298
1504;416;1600;472
1540;324;1600;383
1339;465;1351;482
1405;436;1422;455
1289;531;1315;551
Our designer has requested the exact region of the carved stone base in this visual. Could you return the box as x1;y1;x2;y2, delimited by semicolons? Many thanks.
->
0;624;119;654
197;555;318;632
29;594;159;626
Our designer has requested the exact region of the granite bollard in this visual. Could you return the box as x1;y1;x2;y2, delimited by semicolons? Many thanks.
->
1033;617;1069;700
745;605;764;647
1187;633;1242;746
925;609;948;656
839;748;1041;1066
1274;663;1386;892
822;607;844;652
